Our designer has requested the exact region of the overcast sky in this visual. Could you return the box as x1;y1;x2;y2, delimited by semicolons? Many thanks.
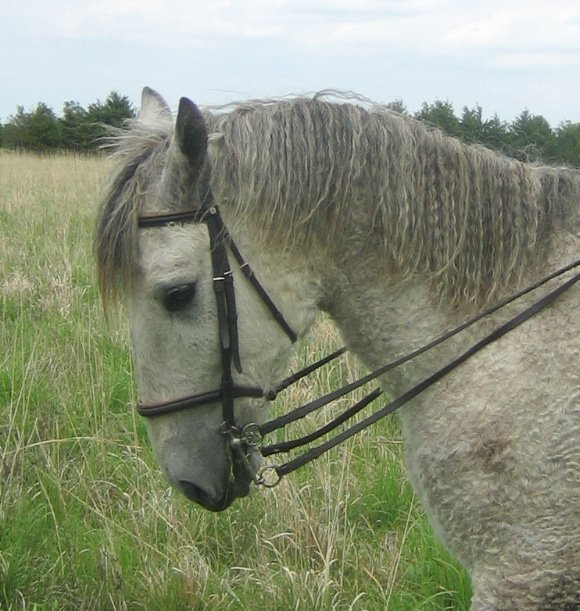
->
2;0;580;126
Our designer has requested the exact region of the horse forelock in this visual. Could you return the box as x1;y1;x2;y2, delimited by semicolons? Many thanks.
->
94;120;171;307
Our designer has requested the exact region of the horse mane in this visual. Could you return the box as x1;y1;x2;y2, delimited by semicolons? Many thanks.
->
96;93;580;307
208;95;579;305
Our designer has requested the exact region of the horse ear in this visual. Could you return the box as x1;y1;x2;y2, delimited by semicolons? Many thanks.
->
174;97;208;173
139;87;171;122
161;97;208;207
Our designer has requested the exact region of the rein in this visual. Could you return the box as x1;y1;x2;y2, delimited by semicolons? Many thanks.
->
259;261;579;484
136;194;579;489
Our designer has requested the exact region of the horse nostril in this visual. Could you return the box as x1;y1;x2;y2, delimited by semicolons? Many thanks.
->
176;479;235;512
178;480;212;505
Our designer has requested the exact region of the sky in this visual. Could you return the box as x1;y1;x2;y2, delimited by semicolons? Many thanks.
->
2;0;580;127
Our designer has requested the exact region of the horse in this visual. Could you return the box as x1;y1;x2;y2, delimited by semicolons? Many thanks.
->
95;87;579;609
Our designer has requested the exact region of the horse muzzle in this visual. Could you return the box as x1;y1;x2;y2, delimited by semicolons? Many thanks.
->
167;424;262;512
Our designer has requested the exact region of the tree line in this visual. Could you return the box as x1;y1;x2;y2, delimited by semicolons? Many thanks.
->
1;92;580;167
0;92;135;153
406;99;580;167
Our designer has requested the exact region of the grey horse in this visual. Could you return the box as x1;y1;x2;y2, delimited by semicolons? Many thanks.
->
96;88;579;609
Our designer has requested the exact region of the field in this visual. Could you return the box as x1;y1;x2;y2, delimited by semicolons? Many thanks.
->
0;152;471;610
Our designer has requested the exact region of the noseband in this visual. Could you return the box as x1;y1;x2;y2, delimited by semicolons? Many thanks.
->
136;190;580;489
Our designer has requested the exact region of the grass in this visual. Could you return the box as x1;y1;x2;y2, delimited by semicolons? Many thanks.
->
0;151;471;610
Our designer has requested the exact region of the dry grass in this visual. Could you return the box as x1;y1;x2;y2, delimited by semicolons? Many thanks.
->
0;151;470;610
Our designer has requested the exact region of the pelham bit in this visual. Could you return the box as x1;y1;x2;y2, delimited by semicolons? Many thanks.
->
222;423;280;488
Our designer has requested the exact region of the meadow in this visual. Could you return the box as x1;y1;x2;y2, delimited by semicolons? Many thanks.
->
0;152;471;610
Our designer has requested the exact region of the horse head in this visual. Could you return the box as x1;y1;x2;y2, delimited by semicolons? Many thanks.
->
118;88;317;511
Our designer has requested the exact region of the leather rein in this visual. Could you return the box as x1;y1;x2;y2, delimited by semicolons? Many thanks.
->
136;191;580;488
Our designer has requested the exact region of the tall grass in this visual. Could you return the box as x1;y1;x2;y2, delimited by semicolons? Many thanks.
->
0;151;471;610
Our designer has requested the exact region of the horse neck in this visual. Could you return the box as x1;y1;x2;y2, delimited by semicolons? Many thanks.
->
317;213;579;396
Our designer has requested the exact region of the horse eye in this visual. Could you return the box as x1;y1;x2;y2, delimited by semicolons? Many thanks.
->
163;283;197;312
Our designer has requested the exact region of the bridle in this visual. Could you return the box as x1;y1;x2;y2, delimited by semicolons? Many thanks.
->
137;192;297;419
136;189;580;489
136;189;299;481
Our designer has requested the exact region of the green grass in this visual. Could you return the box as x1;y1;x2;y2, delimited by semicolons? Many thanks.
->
0;151;471;609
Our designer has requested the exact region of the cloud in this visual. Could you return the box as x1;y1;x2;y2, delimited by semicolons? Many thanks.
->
3;0;580;124
13;0;580;66
444;3;580;51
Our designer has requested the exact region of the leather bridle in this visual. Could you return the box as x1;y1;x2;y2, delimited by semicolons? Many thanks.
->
136;189;298;481
136;189;580;489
